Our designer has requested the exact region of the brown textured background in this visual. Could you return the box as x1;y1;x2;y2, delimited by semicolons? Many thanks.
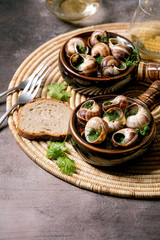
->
1;0;160;239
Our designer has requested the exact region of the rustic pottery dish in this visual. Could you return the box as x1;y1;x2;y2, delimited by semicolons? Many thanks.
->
69;80;160;166
59;30;160;96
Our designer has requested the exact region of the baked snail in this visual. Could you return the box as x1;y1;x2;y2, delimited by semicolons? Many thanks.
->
89;30;109;47
70;53;98;76
65;37;89;57
102;95;129;112
76;99;101;125
91;42;110;58
101;56;127;76
109;38;132;59
125;103;151;129
112;128;138;148
103;107;126;133
85;117;109;144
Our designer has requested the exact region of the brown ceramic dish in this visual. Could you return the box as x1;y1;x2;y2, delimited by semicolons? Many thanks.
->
69;81;160;166
59;31;160;96
59;31;136;95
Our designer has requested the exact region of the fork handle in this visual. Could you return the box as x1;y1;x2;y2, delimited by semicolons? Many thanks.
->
0;86;19;98
0;102;19;125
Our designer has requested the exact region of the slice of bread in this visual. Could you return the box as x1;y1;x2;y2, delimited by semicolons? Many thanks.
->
17;98;72;140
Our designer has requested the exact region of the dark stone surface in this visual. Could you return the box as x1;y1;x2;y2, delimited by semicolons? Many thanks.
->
1;0;160;239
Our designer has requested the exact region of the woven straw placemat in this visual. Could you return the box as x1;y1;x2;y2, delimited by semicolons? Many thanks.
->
7;23;160;198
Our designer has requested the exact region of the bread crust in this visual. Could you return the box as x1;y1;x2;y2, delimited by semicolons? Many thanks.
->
17;98;72;141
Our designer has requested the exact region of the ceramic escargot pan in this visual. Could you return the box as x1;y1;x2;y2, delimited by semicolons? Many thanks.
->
69;81;160;167
59;29;160;95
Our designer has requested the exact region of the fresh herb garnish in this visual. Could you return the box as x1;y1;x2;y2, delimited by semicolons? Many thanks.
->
77;45;87;54
103;101;115;106
57;156;76;175
118;63;125;69
46;139;76;175
125;108;138;118
136;126;150;137
47;82;72;102
103;110;120;121
83;101;94;109
88;129;101;142
46;141;67;159
95;55;105;65
125;48;141;67
97;36;109;43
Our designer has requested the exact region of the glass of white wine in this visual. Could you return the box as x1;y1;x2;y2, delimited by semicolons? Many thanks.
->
130;0;160;62
46;0;100;22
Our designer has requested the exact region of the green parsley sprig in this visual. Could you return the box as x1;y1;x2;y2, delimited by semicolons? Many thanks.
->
46;138;76;175
125;48;141;67
47;82;72;102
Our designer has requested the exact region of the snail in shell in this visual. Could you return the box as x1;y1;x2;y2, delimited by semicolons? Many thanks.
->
103;107;126;133
125;103;151;130
102;95;129;112
76;100;101;125
109;38;131;60
112;128;138;148
91;42;110;58
89;30;109;47
101;56;127;76
70;53;98;76
65;37;89;57
85;117;109;144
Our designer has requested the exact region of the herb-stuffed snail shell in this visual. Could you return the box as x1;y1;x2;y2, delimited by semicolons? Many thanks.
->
101;56;127;76
76;100;101;125
112;128;138;148
65;37;89;57
109;38;131;59
85;117;109;144
70;53;98;76
125;103;151;130
91;42;110;58
103;107;126;133
102;95;129;112
89;30;109;47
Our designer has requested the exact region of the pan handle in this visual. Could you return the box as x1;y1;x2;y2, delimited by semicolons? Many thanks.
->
138;62;160;82
138;80;160;110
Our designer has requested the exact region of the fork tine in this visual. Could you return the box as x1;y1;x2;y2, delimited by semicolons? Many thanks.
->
31;67;50;98
28;60;47;79
27;64;49;95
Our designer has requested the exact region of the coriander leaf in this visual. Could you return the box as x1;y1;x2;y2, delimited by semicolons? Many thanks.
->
47;83;72;102
46;142;67;159
140;126;150;136
57;156;76;175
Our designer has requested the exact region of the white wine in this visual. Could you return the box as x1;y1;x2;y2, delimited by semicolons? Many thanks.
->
46;0;100;21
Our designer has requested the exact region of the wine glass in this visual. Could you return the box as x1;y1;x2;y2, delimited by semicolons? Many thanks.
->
130;0;160;62
46;0;100;22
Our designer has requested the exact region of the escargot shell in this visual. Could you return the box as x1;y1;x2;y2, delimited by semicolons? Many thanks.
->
109;38;131;59
125;103;151;130
76;100;101;125
89;30;109;47
101;56;127;76
91;42;110;58
102;95;129;112
65;37;89;57
85;117;109;144
70;53;98;76
112;128;138;148
103;107;126;133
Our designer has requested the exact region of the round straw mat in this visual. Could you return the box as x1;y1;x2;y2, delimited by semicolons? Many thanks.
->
7;23;160;198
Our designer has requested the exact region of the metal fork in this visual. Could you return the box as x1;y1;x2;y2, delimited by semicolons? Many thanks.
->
0;64;50;125
0;61;46;98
